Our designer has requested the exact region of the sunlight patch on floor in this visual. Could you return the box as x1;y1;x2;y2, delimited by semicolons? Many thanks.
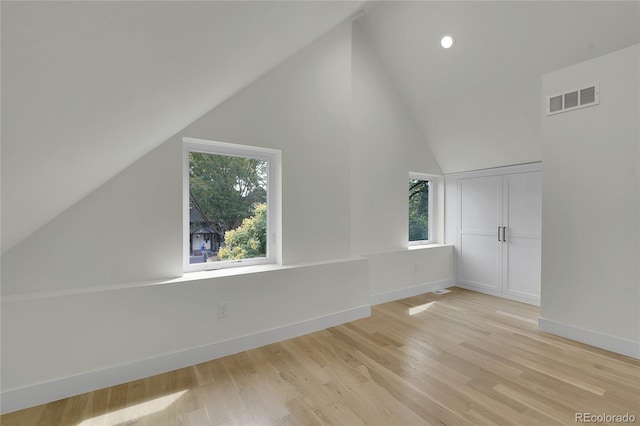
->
409;301;435;315
77;390;188;426
495;310;538;325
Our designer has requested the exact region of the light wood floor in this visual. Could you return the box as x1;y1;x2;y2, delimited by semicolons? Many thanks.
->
2;287;639;425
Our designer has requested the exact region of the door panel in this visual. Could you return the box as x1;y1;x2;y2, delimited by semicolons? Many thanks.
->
460;176;502;232
504;237;541;300
459;234;502;290
503;171;542;299
504;172;542;238
458;176;502;290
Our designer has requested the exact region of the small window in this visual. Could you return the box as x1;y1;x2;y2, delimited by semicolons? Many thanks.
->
183;138;280;271
409;175;433;245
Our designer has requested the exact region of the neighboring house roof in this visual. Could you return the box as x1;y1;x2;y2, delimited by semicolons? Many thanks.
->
191;226;217;235
190;207;206;224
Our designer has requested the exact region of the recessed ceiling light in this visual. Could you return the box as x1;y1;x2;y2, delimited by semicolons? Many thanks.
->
440;34;455;49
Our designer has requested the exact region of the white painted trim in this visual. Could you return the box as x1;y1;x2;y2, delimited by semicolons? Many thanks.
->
0;305;371;414
455;283;540;306
370;279;455;305
538;317;640;360
182;137;282;273
445;162;542;180
409;172;437;245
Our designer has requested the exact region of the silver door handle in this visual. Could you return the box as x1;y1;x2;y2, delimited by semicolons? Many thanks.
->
498;226;506;242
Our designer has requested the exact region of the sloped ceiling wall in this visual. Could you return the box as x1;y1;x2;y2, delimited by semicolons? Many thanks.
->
4;1;637;253
358;1;640;174
1;0;363;253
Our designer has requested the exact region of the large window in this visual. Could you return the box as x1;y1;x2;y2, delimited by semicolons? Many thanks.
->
409;174;433;245
183;138;280;271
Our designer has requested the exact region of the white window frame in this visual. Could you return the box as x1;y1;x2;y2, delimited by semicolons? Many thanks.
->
183;137;281;272
408;172;435;246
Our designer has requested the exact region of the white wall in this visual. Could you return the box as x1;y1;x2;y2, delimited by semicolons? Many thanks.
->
2;21;353;294
1;140;184;294
1;260;369;412
1;21;455;413
181;21;352;265
3;261;366;389
368;246;454;305
0;1;364;254
1;22;370;412
357;1;639;175
351;22;442;255
540;45;640;357
351;21;453;303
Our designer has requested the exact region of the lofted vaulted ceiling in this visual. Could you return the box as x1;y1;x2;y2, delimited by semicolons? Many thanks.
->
2;1;638;253
1;0;363;253
358;1;639;173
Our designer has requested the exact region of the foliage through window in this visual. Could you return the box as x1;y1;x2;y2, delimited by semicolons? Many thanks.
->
409;178;431;244
184;139;278;270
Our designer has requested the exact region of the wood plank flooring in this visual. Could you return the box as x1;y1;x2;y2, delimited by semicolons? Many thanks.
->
2;287;639;425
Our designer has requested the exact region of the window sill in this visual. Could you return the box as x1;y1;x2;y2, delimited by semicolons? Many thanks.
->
360;244;452;257
178;263;284;282
408;243;449;250
179;256;369;282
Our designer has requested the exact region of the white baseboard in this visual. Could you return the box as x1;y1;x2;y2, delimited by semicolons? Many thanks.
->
0;305;371;415
455;282;540;306
538;317;640;359
370;279;455;305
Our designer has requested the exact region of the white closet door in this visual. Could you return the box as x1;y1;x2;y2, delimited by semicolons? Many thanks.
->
458;176;503;291
502;171;542;301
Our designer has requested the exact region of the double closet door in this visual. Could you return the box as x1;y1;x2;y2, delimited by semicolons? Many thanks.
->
456;167;541;304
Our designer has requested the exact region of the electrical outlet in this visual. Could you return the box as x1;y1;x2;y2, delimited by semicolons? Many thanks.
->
218;302;229;318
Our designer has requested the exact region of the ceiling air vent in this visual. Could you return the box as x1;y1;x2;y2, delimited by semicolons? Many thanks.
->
546;82;599;116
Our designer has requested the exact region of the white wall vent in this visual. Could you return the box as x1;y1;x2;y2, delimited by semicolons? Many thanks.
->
546;82;599;116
